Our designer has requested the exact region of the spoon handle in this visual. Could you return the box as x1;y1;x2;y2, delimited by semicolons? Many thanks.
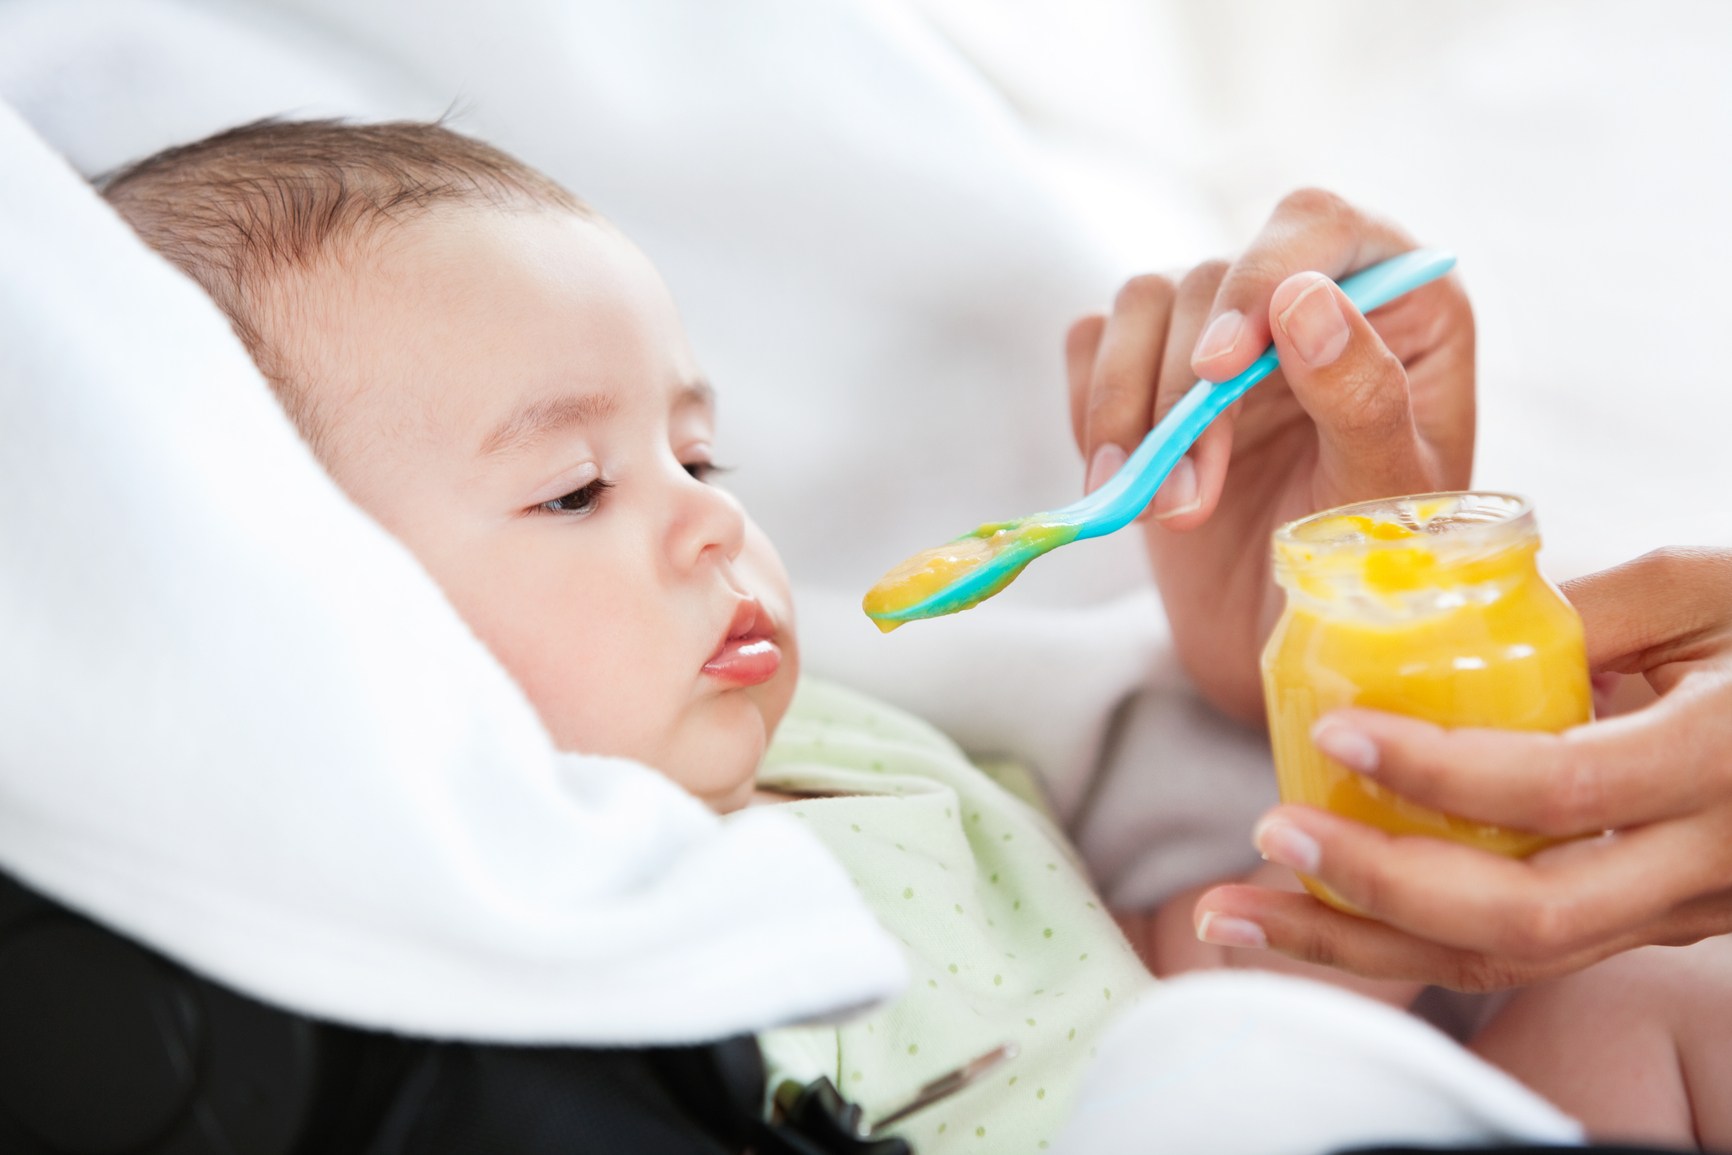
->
1073;248;1457;540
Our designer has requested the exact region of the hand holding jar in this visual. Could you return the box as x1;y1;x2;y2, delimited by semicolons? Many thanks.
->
1195;547;1732;990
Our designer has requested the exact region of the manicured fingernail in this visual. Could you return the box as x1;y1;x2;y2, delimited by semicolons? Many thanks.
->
1150;455;1200;520
1086;442;1128;494
1196;912;1267;950
1254;817;1321;874
1192;309;1245;368
1276;277;1350;367
1312;720;1379;774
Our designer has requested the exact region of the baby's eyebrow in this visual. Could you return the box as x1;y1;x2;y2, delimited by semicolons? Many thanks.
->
477;379;715;460
477;392;620;458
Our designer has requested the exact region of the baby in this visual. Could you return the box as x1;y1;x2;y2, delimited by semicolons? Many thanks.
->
101;120;1727;1152
100;119;1142;1150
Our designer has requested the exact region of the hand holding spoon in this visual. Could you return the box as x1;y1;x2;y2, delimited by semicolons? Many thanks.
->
862;249;1459;631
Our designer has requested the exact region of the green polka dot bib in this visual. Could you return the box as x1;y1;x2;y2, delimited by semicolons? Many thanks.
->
756;680;1152;1155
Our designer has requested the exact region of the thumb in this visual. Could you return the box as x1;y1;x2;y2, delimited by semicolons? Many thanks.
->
1268;271;1434;502
1561;547;1732;673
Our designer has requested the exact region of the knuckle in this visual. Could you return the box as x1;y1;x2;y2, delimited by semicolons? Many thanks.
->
1629;545;1732;597
1296;925;1351;972
1220;250;1290;300
1084;384;1148;444
1450;952;1527;994
1499;894;1577;962
1631;545;1732;594
1111;273;1176;315
1328;355;1413;435
1276;186;1353;225
1340;853;1391;921
1175;259;1228;302
1536;739;1603;835
1402;745;1454;803
1635;545;1693;585
1085;385;1138;429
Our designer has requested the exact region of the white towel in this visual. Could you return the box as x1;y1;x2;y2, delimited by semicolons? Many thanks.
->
0;0;1268;915
0;99;905;1044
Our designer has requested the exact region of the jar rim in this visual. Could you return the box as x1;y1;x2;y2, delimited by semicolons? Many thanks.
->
1273;491;1535;558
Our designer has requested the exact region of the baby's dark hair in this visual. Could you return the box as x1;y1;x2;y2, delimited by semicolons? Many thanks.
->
99;118;590;452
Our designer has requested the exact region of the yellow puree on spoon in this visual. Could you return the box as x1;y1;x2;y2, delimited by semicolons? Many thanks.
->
862;520;1079;631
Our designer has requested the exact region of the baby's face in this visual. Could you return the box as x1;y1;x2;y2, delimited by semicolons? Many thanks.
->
281;206;796;812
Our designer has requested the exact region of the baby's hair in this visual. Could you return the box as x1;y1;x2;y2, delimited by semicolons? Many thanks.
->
98;118;592;453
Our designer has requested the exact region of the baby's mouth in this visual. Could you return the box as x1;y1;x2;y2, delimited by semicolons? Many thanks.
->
703;599;781;687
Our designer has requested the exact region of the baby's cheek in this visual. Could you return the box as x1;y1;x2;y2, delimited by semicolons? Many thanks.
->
534;671;666;761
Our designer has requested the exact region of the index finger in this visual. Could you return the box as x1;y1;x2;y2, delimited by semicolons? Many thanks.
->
1314;671;1732;838
1252;792;1732;966
1194;880;1652;992
1191;189;1421;382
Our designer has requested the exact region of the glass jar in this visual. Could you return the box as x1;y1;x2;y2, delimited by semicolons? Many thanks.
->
1260;492;1592;913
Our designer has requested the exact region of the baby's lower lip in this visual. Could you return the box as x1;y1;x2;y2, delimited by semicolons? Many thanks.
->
703;637;782;686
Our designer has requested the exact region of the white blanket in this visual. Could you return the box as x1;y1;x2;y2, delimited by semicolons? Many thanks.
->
0;99;905;1044
0;0;1275;911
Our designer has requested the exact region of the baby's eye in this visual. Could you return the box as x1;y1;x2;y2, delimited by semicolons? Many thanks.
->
537;478;614;516
683;461;732;483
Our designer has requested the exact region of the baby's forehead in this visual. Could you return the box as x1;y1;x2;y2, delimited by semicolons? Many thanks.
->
273;207;706;457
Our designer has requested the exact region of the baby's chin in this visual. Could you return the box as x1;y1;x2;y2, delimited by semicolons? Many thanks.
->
703;773;763;815
548;730;763;814
540;663;796;814
688;706;783;813
666;739;766;814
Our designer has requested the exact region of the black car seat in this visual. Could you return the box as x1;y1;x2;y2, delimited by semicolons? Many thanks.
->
0;868;906;1155
1;867;1712;1155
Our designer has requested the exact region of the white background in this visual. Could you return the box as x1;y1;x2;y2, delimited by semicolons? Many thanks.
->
918;0;1732;578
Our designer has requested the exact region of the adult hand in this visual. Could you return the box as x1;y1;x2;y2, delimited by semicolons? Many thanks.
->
1065;189;1475;724
1192;548;1732;991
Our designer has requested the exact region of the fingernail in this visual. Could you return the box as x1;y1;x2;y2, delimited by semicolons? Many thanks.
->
1276;277;1350;367
1312;720;1379;774
1086;442;1128;494
1192;309;1245;368
1150;455;1201;520
1253;817;1321;874
1196;912;1268;950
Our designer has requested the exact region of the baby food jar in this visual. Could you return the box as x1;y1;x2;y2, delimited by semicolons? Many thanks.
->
1260;492;1592;913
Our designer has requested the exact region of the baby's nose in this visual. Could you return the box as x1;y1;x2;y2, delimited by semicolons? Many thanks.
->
668;469;746;568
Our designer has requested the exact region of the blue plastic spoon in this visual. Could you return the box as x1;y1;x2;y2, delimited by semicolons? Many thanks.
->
862;248;1458;630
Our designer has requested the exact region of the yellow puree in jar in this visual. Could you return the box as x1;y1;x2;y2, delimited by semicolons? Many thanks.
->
1261;506;1591;910
862;519;1078;631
